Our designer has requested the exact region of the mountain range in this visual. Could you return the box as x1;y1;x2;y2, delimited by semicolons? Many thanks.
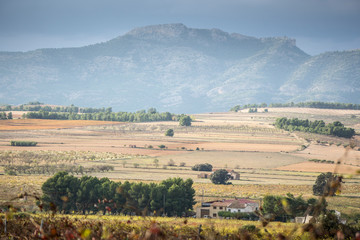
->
1;23;359;113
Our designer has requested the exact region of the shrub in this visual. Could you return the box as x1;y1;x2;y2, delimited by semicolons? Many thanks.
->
167;159;176;166
191;163;213;171
158;144;166;149
300;145;307;150
5;169;17;176
10;141;37;146
179;115;192;126
165;129;174;137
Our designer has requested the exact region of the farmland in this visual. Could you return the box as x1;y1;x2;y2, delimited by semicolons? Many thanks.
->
0;108;360;219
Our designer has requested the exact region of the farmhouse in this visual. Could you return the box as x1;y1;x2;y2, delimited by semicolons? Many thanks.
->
196;199;259;218
227;199;259;213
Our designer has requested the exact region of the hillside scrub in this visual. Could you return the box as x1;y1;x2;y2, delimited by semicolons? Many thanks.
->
275;117;355;138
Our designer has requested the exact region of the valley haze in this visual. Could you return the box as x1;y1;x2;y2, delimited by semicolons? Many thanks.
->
1;24;359;113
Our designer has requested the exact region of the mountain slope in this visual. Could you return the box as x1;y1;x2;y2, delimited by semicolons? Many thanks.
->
0;23;358;113
280;50;360;102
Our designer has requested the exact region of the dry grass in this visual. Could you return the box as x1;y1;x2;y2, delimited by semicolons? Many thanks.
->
157;151;306;169
277;162;360;174
0;119;117;130
0;109;359;218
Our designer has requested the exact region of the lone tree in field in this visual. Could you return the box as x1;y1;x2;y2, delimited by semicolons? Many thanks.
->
179;115;192;126
313;172;339;196
165;129;174;137
210;169;231;185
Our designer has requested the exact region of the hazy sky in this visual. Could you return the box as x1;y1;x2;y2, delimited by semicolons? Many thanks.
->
0;0;359;55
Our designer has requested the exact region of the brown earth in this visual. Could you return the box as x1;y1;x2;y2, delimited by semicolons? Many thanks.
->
277;162;360;174
291;144;360;165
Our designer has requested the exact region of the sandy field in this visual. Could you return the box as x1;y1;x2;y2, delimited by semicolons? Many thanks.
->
291;144;360;164
0;119;117;130
277;162;360;175
1;109;359;181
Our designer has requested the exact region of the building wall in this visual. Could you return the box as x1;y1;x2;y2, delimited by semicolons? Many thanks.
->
210;205;227;218
196;206;211;218
227;203;259;213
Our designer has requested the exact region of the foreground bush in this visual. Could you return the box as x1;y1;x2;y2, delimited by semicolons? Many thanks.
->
1;213;359;239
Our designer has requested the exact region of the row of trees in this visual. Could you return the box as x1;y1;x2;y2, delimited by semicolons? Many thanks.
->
275;117;356;138
23;110;176;122
41;172;195;216
0;112;12;120
230;104;267;112
4;164;114;175
10;141;37;146
269;101;360;110
0;103;112;113
231;101;360;112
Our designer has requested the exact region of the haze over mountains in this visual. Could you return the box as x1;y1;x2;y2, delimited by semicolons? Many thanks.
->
1;24;359;113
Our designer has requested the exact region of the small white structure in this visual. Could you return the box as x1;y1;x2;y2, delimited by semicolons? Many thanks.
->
196;199;259;218
295;215;314;224
226;199;259;213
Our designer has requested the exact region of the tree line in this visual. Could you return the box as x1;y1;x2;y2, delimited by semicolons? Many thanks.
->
23;109;178;122
230;101;360;112
4;164;114;176
0;103;112;113
275;117;356;138
41;172;195;216
10;141;37;146
0;111;12;120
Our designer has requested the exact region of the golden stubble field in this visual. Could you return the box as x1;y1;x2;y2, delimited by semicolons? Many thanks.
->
1;109;360;176
0;108;360;215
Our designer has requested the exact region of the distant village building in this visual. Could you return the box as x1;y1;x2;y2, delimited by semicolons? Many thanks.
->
196;199;259;218
197;173;210;179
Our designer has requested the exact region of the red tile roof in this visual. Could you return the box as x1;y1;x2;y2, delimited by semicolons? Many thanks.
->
211;200;234;207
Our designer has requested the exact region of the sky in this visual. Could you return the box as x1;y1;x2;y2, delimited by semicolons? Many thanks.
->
0;0;359;55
